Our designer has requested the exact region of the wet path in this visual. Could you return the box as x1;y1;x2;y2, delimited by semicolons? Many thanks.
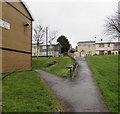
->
35;57;108;112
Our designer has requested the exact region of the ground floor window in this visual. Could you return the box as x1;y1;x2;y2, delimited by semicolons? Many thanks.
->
86;51;92;56
32;53;36;56
34;53;36;56
88;51;92;55
99;51;104;55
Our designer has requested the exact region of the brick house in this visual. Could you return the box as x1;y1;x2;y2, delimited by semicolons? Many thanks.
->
0;0;34;73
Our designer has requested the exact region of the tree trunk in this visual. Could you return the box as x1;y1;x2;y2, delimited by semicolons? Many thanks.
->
37;46;38;59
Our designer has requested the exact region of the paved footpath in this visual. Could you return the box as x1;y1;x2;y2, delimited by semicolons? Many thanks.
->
35;57;108;112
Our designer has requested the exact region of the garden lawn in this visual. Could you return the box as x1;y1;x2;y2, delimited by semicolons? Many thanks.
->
2;71;63;112
32;57;75;78
86;55;118;112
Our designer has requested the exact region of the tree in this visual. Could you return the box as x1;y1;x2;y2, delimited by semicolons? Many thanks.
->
33;24;45;58
104;11;120;39
57;35;70;54
49;30;58;44
49;30;58;57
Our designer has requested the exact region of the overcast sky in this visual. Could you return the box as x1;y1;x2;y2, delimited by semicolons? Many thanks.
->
24;0;119;48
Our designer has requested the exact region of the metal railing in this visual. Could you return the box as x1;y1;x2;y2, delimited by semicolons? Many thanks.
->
70;62;77;80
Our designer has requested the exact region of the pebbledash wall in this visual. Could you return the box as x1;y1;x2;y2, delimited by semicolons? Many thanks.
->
0;0;34;73
77;41;120;57
77;41;96;57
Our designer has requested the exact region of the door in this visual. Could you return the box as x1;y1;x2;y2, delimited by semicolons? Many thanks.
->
108;51;111;55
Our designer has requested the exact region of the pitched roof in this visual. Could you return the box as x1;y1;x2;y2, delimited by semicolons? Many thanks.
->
21;0;34;21
32;42;62;47
77;41;95;44
96;41;120;44
3;0;34;21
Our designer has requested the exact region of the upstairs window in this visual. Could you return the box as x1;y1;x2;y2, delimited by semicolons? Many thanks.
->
108;44;110;47
88;44;92;48
81;45;84;48
50;46;53;49
99;44;104;47
42;46;46;49
32;46;36;49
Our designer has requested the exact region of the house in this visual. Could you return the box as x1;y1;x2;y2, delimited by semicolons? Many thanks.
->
76;40;120;56
39;42;62;57
77;41;96;57
0;0;34;73
96;42;120;55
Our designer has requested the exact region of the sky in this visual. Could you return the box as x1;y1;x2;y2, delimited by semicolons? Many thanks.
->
24;0;119;48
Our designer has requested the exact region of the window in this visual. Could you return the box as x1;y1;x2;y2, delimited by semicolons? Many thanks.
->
42;46;46;49
88;51;92;55
114;43;118;47
32;46;36;50
88;44;92;48
50;46;53;49
99;44;104;47
86;51;92;56
108;44;110;47
34;53;36;56
99;51;104;55
81;45;84;48
114;43;119;50
33;46;36;49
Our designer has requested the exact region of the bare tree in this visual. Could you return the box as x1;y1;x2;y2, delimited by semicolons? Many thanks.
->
104;11;120;40
48;30;58;57
49;30;58;44
33;24;45;58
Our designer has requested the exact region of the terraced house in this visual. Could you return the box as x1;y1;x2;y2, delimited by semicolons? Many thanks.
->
40;42;62;57
32;42;62;57
77;41;96;57
96;42;120;55
77;40;120;56
0;0;34;73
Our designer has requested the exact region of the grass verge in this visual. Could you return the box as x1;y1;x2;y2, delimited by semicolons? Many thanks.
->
32;57;76;78
2;71;63;112
86;55;118;112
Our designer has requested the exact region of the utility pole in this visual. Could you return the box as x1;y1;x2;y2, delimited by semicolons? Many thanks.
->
46;27;48;56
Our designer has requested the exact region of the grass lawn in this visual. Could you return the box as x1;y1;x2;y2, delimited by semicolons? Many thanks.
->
32;57;75;78
2;71;63;112
86;55;118;112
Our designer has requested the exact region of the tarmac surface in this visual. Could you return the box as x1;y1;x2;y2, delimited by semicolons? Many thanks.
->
35;57;108;112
